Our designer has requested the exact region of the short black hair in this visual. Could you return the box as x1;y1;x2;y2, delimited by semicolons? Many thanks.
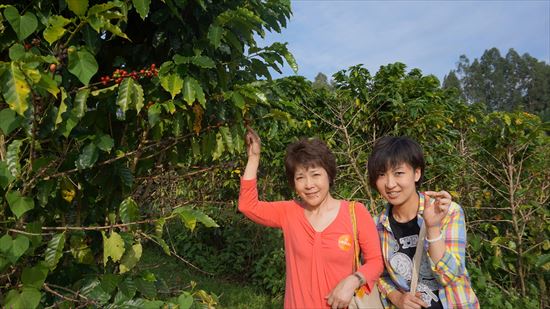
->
367;136;425;190
285;138;337;188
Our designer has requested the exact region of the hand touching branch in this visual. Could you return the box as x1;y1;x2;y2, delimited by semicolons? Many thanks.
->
243;126;261;180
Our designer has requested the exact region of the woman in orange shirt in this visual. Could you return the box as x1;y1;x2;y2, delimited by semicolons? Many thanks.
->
239;128;383;309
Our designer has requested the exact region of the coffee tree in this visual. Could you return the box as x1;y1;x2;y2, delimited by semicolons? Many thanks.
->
0;0;297;307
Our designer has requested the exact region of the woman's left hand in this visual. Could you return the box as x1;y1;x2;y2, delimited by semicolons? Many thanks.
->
423;191;451;228
325;275;359;309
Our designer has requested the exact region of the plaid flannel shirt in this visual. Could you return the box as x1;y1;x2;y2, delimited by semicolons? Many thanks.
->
376;192;480;309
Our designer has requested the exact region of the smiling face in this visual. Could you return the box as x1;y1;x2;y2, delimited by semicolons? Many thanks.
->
293;165;331;208
375;162;421;209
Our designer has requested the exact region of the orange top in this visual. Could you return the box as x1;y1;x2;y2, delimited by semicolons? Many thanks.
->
239;179;383;308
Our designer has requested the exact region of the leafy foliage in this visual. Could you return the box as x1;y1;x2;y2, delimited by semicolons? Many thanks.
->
0;0;296;307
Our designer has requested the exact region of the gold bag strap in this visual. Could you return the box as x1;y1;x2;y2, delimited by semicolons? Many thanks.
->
349;201;361;272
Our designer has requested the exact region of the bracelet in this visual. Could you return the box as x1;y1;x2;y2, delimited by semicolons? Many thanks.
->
353;272;365;286
426;233;443;243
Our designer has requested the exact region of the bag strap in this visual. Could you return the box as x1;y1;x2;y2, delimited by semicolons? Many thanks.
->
349;201;361;272
410;220;426;293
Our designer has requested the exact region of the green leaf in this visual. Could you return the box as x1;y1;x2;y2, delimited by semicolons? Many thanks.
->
212;132;224;160
55;88;69;127
0;234;13;253
7;191;34;219
142;300;166;309
133;81;144;113
219;126;234;154
231;92;245;110
207;24;223;48
88;1;121;16
231;125;244;153
100;274;122;294
102;20;130;40
119;243;142;274
73;88;89;118
177;209;197;231
68;47;98;85
25;221;43;251
91;84;118;96
116;77;144;117
8;44;25;61
119;197;139;224
160;73;183;99
135;277;156;298
154;218;165;237
178;292;193;309
22;263;49;289
0;161;16;189
536;254;550;269
44;232;65;270
43;15;71;45
11;235;29;259
183;77;205;107
194;209;219;228
82;278;111;304
147;103;162;127
75;143;99;169
102;231;125;266
4;287;41;309
95;134;114;152
69;234;94;264
173;54;191;64
35;72;60;97
191;55;215;69
118;165;134;188
0;108;21;135
6;139;22;178
132;0;151;20
115;277;137;302
67;0;89;16
3;6;38;41
151;235;170;256
283;49;298;74
21;287;41;309
1;62;30;115
173;208;219;231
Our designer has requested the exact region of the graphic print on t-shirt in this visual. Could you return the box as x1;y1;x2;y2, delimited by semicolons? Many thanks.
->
338;234;352;251
389;210;443;309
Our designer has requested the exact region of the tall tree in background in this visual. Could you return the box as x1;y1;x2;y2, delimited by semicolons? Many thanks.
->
312;72;332;90
444;48;550;120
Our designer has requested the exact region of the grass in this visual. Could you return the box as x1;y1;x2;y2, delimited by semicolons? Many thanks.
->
137;245;284;308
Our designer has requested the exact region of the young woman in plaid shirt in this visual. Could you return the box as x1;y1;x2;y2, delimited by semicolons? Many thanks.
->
367;136;479;309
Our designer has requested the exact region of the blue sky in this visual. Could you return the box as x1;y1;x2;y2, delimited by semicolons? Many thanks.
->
259;0;550;82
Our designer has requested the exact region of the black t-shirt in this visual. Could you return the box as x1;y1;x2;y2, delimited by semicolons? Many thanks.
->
389;207;444;309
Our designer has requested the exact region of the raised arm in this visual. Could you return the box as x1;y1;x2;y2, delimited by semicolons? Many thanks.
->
238;127;286;228
423;191;452;264
423;191;468;286
243;126;261;180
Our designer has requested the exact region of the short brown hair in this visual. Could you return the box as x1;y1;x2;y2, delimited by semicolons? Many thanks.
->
367;136;425;190
284;138;337;188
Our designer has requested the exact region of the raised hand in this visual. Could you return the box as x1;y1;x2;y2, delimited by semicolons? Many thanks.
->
422;191;451;228
242;126;261;180
245;126;261;158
